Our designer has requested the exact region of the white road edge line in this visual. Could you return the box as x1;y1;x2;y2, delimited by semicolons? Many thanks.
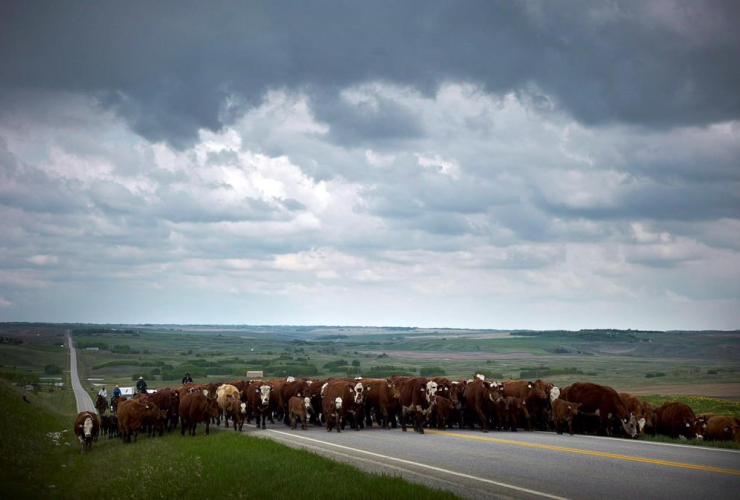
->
267;436;500;500
263;428;569;500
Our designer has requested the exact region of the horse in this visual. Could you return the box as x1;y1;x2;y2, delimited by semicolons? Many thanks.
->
95;394;107;415
111;395;128;414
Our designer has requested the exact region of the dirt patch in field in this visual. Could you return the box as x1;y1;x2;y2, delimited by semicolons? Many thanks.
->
361;350;552;360
622;383;740;401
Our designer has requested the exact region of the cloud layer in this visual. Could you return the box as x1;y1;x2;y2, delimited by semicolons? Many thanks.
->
0;2;738;328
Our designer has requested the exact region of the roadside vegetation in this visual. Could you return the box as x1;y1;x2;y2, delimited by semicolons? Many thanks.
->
0;380;459;500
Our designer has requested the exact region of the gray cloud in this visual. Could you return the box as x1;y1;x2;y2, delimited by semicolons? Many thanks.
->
0;3;739;329
2;1;739;148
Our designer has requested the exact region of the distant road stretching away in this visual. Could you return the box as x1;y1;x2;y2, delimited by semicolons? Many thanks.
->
67;332;96;414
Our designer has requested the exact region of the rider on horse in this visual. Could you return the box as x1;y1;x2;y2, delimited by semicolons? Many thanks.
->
111;385;122;413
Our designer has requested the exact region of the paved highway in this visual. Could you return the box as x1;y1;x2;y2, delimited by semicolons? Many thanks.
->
67;332;96;414
242;422;740;500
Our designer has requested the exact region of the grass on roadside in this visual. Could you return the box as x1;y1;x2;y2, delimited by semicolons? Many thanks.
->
636;395;740;450
638;395;740;418
0;380;459;500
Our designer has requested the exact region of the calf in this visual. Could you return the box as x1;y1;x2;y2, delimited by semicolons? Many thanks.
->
504;397;530;432
324;396;343;432
289;396;312;430
224;398;247;432
552;399;580;435
433;395;454;429
107;415;119;439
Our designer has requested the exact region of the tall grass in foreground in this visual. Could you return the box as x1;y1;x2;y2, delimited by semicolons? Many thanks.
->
0;381;459;500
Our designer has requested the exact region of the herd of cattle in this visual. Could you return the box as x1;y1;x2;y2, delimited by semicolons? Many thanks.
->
73;374;740;453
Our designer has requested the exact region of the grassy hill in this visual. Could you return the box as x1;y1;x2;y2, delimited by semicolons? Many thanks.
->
0;381;458;500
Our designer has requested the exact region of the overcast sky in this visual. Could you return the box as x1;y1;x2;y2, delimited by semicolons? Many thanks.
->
1;1;739;329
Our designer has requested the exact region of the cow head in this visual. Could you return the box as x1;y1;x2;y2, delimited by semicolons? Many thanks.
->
258;385;272;406
352;382;364;404
619;414;639;438
549;386;561;402
448;382;462;407
425;381;438;403
240;402;247;414
82;416;93;438
566;402;580;417
334;396;343;410
684;418;704;440
303;397;312;413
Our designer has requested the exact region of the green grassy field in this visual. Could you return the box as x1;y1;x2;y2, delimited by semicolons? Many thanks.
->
3;324;740;402
0;380;459;500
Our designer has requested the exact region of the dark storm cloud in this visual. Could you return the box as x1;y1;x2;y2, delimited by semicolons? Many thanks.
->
2;1;739;147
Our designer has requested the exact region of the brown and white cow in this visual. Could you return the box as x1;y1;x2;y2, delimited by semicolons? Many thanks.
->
560;382;638;438
117;398;160;443
702;415;740;443
306;378;329;426
619;392;657;436
656;402;704;440
463;379;502;432
503;380;547;431
323;396;343;432
179;389;219;436
223;397;247;431
247;381;275;429
394;377;438;434
552;399;580;436
362;378;399;429
73;411;100;453
322;379;365;430
289;396;313;430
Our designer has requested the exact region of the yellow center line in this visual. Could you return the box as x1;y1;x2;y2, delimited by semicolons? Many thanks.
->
425;430;740;476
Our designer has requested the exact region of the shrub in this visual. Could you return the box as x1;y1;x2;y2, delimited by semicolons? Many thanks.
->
645;372;666;378
322;359;348;370
43;364;62;375
351;360;361;367
420;367;446;377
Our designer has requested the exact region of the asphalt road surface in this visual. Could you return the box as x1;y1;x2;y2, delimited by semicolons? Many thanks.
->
241;422;740;500
67;332;96;414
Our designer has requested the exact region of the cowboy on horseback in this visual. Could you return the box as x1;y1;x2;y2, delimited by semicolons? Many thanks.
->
110;385;122;413
95;387;108;414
